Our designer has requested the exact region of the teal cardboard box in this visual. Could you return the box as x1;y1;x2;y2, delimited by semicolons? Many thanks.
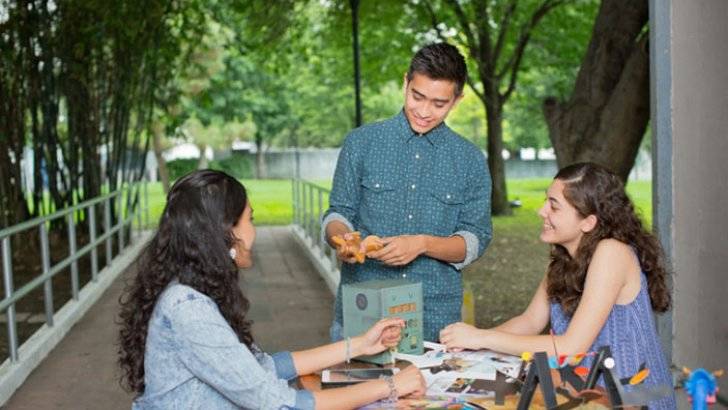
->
342;279;424;364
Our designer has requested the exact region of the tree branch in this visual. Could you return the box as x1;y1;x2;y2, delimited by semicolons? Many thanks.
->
422;1;446;38
493;0;518;64
466;75;485;102
443;0;480;59
422;0;484;102
501;0;565;101
471;0;492;69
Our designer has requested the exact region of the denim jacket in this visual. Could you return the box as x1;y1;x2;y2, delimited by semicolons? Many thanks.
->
132;283;315;409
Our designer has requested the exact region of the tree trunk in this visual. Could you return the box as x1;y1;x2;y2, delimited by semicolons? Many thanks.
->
350;0;362;127
543;0;649;181
152;121;171;193
254;135;267;179
484;102;512;216
197;143;209;169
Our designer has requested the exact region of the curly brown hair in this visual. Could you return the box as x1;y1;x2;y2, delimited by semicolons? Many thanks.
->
118;170;255;394
546;163;671;316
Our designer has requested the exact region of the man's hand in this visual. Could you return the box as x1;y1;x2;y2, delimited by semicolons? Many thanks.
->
331;232;384;264
368;235;426;266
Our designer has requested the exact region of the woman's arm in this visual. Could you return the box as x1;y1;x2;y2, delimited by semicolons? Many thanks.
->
442;240;635;356
291;318;403;376
439;276;551;350
312;366;425;410
313;380;390;410
491;276;551;335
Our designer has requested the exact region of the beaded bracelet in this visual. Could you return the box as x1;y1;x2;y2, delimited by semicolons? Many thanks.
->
380;375;398;403
345;337;351;364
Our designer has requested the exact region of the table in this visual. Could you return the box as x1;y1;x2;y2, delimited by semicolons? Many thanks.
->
299;361;617;409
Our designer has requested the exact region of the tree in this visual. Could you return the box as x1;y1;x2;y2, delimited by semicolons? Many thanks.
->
0;0;210;227
542;0;649;181
191;45;293;178
417;0;570;215
350;0;363;126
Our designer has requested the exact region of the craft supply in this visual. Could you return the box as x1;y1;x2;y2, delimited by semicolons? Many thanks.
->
343;279;423;364
331;232;383;263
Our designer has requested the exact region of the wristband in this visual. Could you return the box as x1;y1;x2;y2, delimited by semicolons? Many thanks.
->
380;375;398;403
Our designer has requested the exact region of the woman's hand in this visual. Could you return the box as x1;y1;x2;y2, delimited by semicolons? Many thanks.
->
439;322;488;352
392;365;426;398
356;317;405;357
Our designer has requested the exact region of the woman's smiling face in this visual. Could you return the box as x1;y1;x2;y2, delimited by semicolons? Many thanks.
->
538;179;595;256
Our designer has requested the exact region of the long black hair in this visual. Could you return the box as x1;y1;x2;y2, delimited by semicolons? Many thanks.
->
118;170;255;393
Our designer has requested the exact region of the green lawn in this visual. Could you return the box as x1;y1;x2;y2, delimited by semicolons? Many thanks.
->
144;177;652;328
144;179;296;227
144;178;651;228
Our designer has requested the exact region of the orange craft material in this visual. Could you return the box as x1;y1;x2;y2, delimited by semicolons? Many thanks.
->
574;366;590;377
629;368;650;385
332;232;383;263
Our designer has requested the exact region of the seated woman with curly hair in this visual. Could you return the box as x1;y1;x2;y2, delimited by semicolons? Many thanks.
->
440;162;676;409
118;170;424;409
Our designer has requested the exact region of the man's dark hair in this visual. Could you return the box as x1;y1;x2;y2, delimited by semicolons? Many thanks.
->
406;42;467;96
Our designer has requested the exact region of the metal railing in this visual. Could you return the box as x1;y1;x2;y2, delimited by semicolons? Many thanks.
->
291;178;337;269
0;181;148;363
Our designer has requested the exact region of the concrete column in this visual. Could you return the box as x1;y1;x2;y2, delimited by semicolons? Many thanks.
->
652;0;728;378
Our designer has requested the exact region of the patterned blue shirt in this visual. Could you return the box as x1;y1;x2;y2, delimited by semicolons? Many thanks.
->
132;282;315;410
322;110;492;341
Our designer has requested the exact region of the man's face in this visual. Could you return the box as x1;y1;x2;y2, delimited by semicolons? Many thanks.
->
403;72;462;134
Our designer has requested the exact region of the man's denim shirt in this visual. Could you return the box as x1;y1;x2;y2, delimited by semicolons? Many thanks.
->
132;283;315;410
322;110;493;341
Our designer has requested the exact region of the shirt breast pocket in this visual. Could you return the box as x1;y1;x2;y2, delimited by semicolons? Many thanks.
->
427;187;464;234
360;176;398;232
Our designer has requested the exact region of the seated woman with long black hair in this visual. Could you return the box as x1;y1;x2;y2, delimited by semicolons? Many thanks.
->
118;170;425;409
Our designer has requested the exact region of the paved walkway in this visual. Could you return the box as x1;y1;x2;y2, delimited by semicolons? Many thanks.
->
4;227;333;409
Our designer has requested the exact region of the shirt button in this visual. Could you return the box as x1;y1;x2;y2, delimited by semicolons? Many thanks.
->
446;194;451;199
402;273;407;278
415;154;420;159
375;183;380;188
408;214;413;220
411;184;416;190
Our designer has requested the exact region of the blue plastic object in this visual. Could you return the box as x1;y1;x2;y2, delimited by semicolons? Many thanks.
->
684;368;718;410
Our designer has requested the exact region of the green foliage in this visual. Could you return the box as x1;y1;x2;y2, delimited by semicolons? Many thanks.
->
447;91;488;144
147;0;601;154
166;156;254;181
503;1;600;152
0;0;216;225
166;159;200;181
210;155;254;180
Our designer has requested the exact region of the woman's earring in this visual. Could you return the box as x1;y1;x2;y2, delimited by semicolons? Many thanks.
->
229;247;237;260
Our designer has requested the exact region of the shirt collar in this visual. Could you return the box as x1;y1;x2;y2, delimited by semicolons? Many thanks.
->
395;109;446;147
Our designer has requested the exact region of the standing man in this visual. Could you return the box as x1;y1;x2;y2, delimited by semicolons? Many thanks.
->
321;43;492;342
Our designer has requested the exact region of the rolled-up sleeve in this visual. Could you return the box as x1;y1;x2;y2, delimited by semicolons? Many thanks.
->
450;149;492;270
270;351;298;381
294;390;316;410
320;134;362;244
170;299;314;410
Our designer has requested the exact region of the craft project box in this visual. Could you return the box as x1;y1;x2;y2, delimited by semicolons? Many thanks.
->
342;279;424;364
